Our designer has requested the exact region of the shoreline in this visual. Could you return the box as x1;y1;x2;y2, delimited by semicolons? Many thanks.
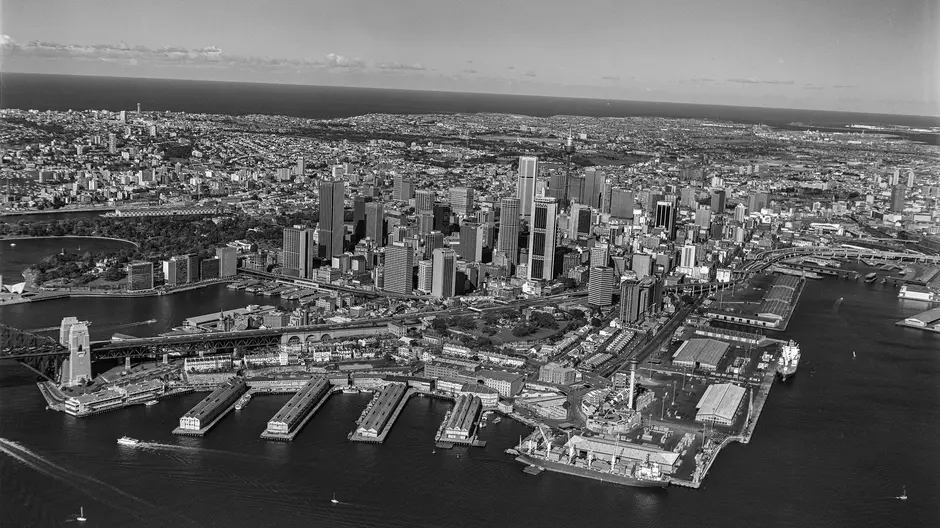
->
0;279;236;306
1;234;140;248
0;207;116;217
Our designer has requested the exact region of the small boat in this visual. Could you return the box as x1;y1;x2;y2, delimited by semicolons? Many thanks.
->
493;417;502;424
330;493;339;504
897;486;908;501
852;351;856;360
145;400;158;406
77;506;87;522
117;436;139;446
9;243;15;247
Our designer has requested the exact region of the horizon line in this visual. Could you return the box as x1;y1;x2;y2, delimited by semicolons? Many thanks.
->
1;70;939;122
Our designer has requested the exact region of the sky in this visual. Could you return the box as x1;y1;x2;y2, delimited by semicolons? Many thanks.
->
1;0;938;116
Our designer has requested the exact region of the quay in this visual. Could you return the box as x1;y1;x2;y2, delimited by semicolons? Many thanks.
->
261;377;334;442
173;378;247;437
433;394;487;448
781;262;860;279
896;307;940;333
349;383;412;443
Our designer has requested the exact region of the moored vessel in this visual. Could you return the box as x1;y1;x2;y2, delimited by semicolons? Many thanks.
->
776;340;801;382
145;399;158;406
235;393;252;410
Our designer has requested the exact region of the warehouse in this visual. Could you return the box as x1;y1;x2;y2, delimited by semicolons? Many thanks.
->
695;383;746;426
672;338;729;371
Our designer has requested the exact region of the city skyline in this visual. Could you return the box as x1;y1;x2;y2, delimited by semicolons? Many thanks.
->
1;0;937;116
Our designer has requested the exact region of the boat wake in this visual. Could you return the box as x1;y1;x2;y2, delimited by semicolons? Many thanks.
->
136;441;265;461
0;438;203;528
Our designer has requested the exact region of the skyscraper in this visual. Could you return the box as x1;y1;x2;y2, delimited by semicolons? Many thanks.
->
680;244;697;268
890;185;907;212
384;243;414;294
734;203;747;223
569;203;592;239
458;222;483;262
582;169;606;209
432;248;457;299
497;197;520;265
417;260;434;293
450;187;474;216
282;227;316;278
654;200;677;240
588;266;614;307
517;156;538;217
590;243;610;268
365;202;385;246
353;196;367;242
318;180;345;260
394;175;414;201
127;261;154;291
422;230;445;260
415;190;435;214
527;197;558;281
620;280;642;324
216;246;237;277
710;189;726;212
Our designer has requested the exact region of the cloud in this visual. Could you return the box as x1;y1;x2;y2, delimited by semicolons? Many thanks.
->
601;75;620;81
463;69;477;74
727;77;795;85
325;53;365;69
522;71;536;77
0;34;18;49
375;61;426;71
832;84;855;89
507;65;515;70
465;60;473;64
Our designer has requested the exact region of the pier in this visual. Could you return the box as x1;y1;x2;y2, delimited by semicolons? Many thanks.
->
173;378;247;437
433;394;487;448
349;383;413;443
781;262;860;279
261;377;334;442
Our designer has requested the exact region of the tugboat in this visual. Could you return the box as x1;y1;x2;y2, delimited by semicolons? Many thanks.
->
776;340;801;382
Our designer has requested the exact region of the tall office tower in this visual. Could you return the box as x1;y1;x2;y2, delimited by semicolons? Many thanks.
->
119;110;127;123
422;230;445;260
654;200;677;240
384;243;414;294
450;187;474;216
431;248;457;299
432;204;451;232
747;191;770;213
186;255;200;283
318;180;345;260
353;196;367;242
547;171;567;202
890;185;907;212
496;197;520;264
582;169;606;209
906;170;915;189
694;205;712;228
517;156;538;217
126;261;154;291
610;188;635;219
458;222;483;262
417;213;435;235
590;243;610;268
710;189;726;213
620;280;642;324
680;244;697;268
734;203;747;223
296;157;305;176
282;227;316;278
137;102;141;114
108;133;117;154
527;197;558;281
588;266;614;307
415;190;435;213
567;175;585;207
680;187;697;209
216;247;237;277
889;169;900;186
417;260;434;293
365;202;385;246
632;253;652;279
393;175;414;201
600;182;613;214
568;203;592;239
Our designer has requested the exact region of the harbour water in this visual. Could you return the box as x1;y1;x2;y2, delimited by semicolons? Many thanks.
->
1;264;938;527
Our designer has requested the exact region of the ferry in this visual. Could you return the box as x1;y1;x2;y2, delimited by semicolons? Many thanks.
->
144;400;159;406
117;436;140;446
493;417;502;424
864;272;878;283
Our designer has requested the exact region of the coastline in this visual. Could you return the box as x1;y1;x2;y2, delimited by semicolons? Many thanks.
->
1;234;140;249
0;207;116;217
0;278;236;306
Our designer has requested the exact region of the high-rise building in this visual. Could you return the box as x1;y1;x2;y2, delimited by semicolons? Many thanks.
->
216;247;237;277
517;156;538;218
127;261;154;291
582;169;606;209
295;157;305;176
588;266;614;307
620;280;647;324
497;197;521;265
747;191;770;213
282;227;316;278
569;203;592;239
108;133;117;154
694;205;712;228
734;203;747;223
394;175;414;201
384;244;414;295
654;200;677;240
906;170;915;189
365;202;385;246
318;181;345;260
200;257;220;281
527;197;558;281
890;185;907;212
415;190;435;214
432;248;457;299
450;187;474;216
590;243;610;268
422;230;445;260
417;260;434;293
417;213;435;235
610;188;634;219
353;196;367;242
680;244;697;268
632;254;652;279
710;189;726;213
458;222;483;262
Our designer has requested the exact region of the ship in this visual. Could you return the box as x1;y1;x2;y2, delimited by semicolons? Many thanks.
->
117;436;140;446
864;272;878;283
234;393;252;410
144;400;158;406
776;340;801;382
515;453;668;488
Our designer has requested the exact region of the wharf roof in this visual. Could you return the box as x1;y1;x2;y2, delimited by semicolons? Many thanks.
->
268;377;328;425
672;338;729;368
566;435;680;467
695;383;746;422
758;299;789;319
905;307;940;326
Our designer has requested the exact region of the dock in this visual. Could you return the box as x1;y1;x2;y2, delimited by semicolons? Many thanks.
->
349;383;413;443
172;378;247;437
433;394;487;448
261;377;334;442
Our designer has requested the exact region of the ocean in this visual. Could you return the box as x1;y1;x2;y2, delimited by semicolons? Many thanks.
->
1;255;938;527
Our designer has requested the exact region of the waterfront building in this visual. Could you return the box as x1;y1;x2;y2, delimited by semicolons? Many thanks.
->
432;247;457;299
695;383;746;426
319;180;345;261
216;246;237;277
178;378;247;431
517;156;538;217
527;197;558;282
265;377;330;435
476;370;525;397
497;197;521;265
384;243;414;295
588;266;614;307
127;261;154;291
200;257;220;281
672;338;729;371
442;394;482;441
365;202;385;247
282;227;316;278
450;186;474;216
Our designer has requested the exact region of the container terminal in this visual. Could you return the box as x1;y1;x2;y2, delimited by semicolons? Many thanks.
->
435;394;486;449
349;382;411;443
173;377;247;436
261;376;333;441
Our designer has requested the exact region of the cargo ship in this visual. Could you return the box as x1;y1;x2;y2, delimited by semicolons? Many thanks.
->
515;453;668;488
776;340;801;382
